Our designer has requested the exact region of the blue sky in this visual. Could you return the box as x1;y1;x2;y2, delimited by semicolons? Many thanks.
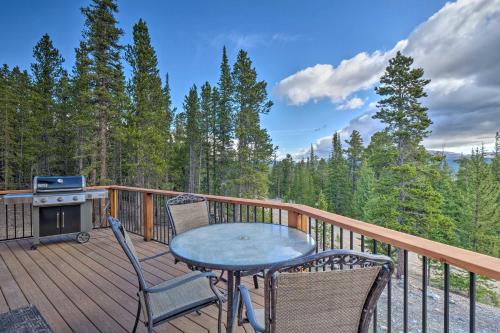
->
1;0;498;157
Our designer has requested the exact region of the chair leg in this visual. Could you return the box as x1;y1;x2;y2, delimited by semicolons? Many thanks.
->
253;275;259;289
217;300;223;333
133;300;141;333
215;270;228;285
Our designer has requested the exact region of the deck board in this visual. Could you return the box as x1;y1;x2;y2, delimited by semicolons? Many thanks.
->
0;229;263;333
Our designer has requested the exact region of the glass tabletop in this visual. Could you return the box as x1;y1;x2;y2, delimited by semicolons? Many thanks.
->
169;223;316;271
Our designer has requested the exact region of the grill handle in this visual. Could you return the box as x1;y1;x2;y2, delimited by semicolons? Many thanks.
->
62;212;65;228
56;212;60;229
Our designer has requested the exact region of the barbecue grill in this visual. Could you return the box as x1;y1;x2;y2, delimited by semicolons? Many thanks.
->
1;176;108;249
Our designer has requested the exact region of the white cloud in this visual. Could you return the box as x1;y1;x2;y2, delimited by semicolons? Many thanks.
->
281;0;500;154
337;97;365;110
275;40;406;106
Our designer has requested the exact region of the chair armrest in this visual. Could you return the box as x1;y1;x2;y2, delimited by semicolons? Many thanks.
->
238;285;265;332
139;250;171;262
144;271;217;294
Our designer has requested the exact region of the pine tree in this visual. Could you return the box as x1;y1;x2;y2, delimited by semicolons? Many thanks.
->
215;46;235;195
345;130;364;216
72;42;96;181
199;82;216;193
10;67;34;188
81;0;127;184
370;52;456;277
232;50;274;198
53;71;76;175
0;65;16;189
125;19;168;187
327;133;350;214
184;85;201;192
365;131;397;179
373;51;432;166
169;112;188;191
31;34;65;175
352;161;375;220
456;148;500;256
492;132;500;182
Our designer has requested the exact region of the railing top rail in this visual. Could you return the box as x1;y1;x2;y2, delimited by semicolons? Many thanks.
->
109;185;295;210
291;204;500;280
2;185;499;280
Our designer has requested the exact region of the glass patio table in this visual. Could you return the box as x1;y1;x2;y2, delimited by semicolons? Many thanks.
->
169;222;316;333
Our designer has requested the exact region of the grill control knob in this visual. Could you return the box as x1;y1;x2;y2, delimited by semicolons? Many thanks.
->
73;196;78;201
57;197;63;202
40;198;47;203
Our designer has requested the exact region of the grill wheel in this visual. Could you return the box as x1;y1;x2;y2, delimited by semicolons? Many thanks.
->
76;232;91;243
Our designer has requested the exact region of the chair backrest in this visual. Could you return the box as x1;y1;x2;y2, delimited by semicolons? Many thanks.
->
166;194;210;236
108;217;148;292
265;249;393;333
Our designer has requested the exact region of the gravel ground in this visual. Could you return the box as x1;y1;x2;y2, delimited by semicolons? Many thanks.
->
371;277;500;333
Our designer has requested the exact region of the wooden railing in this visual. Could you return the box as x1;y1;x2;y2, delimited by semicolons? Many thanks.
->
1;185;499;332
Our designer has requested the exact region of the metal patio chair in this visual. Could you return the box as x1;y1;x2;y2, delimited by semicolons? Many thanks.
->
237;249;394;333
166;193;263;288
108;217;225;333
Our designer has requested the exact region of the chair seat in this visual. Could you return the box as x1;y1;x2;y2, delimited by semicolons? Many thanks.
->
145;271;218;323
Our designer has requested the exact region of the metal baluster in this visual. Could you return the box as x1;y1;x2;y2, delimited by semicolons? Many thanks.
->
403;250;408;333
22;203;25;238
315;219;319;254
29;202;33;237
469;272;476;333
444;263;450;333
254;206;257;223
232;203;236;223
262;207;265;223
279;209;282;225
308;216;312;272
13;204;17;239
330;224;335;270
387;244;392;333
270;208;273;224
422;256;427;333
227;203;230;223
322;221;326;251
246;205;249;222
322;221;326;270
5;205;8;240
373;240;378;333
340;228;344;248
349;231;353;250
213;201;217;223
361;235;365;252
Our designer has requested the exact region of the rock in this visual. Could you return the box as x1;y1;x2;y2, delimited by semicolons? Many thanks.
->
427;290;440;300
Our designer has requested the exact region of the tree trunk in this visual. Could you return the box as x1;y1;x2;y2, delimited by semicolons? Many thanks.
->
99;107;107;183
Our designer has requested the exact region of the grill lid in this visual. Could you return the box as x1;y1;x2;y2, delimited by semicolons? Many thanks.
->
33;176;86;193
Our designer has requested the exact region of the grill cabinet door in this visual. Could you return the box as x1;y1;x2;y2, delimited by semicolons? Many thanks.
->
60;205;81;234
39;207;61;237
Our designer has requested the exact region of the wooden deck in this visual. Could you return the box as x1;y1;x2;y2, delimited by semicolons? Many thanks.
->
0;228;261;333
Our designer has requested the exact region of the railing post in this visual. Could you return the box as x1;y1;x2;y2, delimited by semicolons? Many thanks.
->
300;214;308;232
109;189;119;218
143;192;153;241
288;210;302;229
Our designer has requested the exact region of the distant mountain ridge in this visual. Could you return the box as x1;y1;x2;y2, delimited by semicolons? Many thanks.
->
427;150;493;173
